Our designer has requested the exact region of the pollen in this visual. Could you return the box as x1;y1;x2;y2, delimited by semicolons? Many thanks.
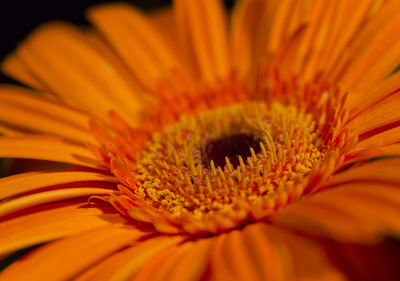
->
103;101;326;233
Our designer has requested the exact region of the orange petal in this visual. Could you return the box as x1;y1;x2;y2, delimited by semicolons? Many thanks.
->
165;238;212;281
308;185;400;238
229;0;255;78
174;0;229;83
274;201;377;243
353;123;400;149
13;22;142;124
149;7;179;56
274;182;400;243
129;243;182;281
344;143;400;165
88;4;183;92
264;225;346;281
131;238;211;281
73;235;183;281
347;70;400;119
207;233;234;281
0;187;113;218
0;85;94;143
0;224;145;281
1;54;51;93
0;135;101;168
240;224;287;280
345;91;400;135
319;0;375;75
0;202;122;256
212;230;264;281
0;169;117;200
326;158;400;187
291;0;331;75
338;0;400;90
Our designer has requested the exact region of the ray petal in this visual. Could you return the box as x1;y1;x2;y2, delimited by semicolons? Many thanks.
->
338;0;400;91
0;135;101;168
88;4;184;92
0;85;94;143
263;225;346;281
0;224;145;281
0;187;113;218
274;182;400;243
11;23;142;123
174;0;229;83
1;54;50;92
73;236;183;281
0;202;123;256
0;169;116;200
327;158;400;186
346;91;400;135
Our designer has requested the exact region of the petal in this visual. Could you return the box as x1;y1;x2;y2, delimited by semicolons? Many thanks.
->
0;135;101;168
0;85;94;144
326;158;400;187
148;7;178;54
10;22;142;124
129;243;182;281
315;0;376;76
210;230;268;281
174;0;229;83
344;143;400;165
130;238;212;281
0;187;113;218
274;182;400;243
345;91;400;135
73;236;183;281
0;169;117;200
263;225;346;281
206;233;234;281
0;202;122;256
210;224;345;281
0;224;145;281
347;70;400;119
88;4;184;92
165;238;212;281
354;123;400;149
321;237;400;281
1;54;50;93
240;224;287;281
338;0;400;91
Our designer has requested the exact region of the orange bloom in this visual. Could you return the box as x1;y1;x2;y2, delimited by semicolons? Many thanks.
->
1;0;400;280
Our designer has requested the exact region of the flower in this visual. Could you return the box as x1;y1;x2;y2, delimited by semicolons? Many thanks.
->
1;0;400;280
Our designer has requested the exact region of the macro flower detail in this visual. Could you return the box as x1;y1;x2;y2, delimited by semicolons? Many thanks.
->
0;0;400;280
94;101;329;234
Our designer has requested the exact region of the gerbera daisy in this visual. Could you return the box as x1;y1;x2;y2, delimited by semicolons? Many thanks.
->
1;0;400;280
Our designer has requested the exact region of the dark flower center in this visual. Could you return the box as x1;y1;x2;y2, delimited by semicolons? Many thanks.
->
202;134;261;169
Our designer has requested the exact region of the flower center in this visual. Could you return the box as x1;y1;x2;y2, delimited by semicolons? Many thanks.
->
106;101;327;233
202;134;261;169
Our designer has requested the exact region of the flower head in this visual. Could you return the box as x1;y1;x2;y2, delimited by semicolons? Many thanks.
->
0;0;400;280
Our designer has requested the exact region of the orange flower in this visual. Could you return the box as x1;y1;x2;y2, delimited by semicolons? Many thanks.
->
1;0;400;280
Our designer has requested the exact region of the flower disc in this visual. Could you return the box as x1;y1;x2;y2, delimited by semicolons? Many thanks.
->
104;101;327;234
